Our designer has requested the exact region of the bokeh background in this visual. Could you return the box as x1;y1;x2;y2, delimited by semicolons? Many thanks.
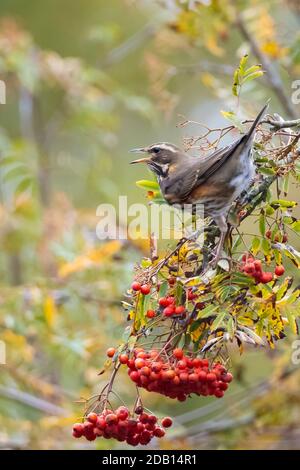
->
0;0;300;450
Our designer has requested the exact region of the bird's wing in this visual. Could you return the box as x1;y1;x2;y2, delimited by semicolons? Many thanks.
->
166;138;242;201
167;102;269;202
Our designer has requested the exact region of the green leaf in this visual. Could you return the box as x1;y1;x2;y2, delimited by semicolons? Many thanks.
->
227;316;235;339
210;312;226;331
259;167;276;176
286;308;299;334
270;199;297;209
291;220;300;232
261;238;271;256
239;54;249;72
259;212;266;237
136;180;160;191
198;304;219;318
220;110;244;132
242;70;264;84
158;280;168;298
276;277;293;301
251;236;261;255
244;65;263;75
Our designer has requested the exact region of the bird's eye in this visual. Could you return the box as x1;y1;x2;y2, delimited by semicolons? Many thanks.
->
152;147;160;154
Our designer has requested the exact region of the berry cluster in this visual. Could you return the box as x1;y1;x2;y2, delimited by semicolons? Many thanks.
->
158;296;186;317
126;348;232;401
130;280;200;321
241;255;285;284
265;230;288;243
131;281;151;295
72;407;172;446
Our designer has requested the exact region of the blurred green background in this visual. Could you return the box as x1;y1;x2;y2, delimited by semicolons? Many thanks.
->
0;0;300;450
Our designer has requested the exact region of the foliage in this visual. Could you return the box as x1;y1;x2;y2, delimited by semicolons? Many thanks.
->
0;0;300;450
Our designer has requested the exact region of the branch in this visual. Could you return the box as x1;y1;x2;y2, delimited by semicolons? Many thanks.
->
262;117;300;130
0;385;67;416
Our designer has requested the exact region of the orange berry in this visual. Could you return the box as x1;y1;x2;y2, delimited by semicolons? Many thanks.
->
106;347;116;358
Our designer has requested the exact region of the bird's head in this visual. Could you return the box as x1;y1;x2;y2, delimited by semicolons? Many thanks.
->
130;142;183;177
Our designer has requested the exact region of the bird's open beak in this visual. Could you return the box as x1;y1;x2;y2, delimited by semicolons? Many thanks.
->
129;147;151;164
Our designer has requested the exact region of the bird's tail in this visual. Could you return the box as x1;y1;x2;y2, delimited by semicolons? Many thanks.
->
244;101;269;145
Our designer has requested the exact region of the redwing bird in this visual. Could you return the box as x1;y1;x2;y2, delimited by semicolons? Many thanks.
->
130;103;268;264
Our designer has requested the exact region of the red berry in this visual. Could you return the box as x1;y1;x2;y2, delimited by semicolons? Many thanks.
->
223;372;233;383
106;347;116;358
72;423;84;438
134;358;145;369
173;348;184;359
131;281;141;291
140;366;151;376
96;417;106;429
188;290;197;300
146;309;156;318
177;360;187;370
168;277;176;286
148;415;157;425
139;413;149;424
275;265;285;276
207;372;217;382
153;426;165;438
193;358;201;367
161;417;173;428
198;371;207;382
159;297;169;307
119;353;129;364
151;361;162;372
140;284;151;295
260;272;273;283
188;373;198;383
166;296;175;305
244;263;255;274
163;306;175;317
265;230;272;239
175;305;185;315
179;372;189;383
105;413;118;425
253;260;262;272
282;233;288;243
162;369;175;381
129;371;140;382
87;412;98;424
116;406;129;421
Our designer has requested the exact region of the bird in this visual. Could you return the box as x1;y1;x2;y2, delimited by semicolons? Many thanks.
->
130;103;268;265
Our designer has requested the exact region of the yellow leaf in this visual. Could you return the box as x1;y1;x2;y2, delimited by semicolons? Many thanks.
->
58;240;122;278
44;295;57;328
